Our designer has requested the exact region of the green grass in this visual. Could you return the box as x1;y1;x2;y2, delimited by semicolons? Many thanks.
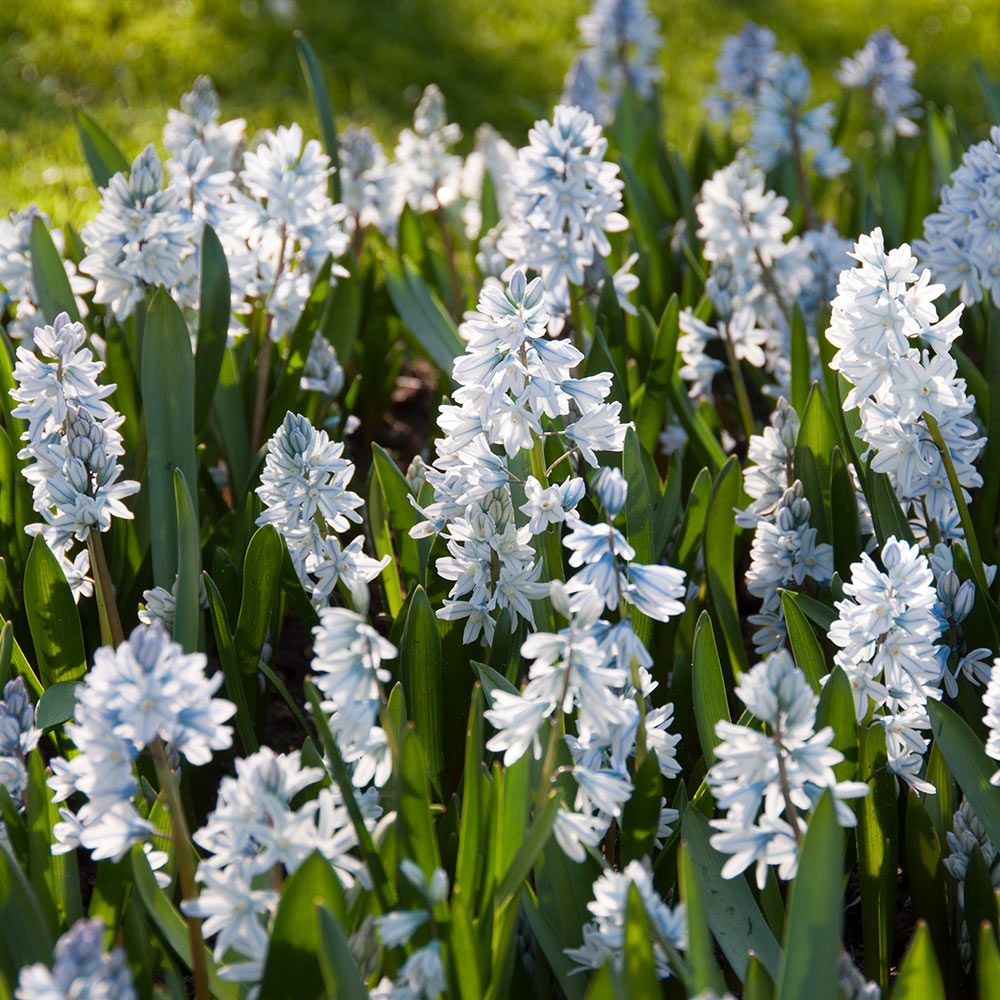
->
3;0;999;224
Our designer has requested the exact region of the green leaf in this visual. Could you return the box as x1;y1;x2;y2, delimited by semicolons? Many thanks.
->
681;808;782;980
172;470;200;654
856;726;898;989
816;667;859;782
620;750;662;864
978;918;1000;1000
449;896;484;1000
790;592;837;632
193;225;231;429
294;32;340;202
384;257;463;372
780;591;827;692
233;525;284;699
27;751;81;929
928;700;1000;847
891;922;944;1000
778;792;843;1000
624;884;660;997
634;296;679;452
789;305;809;416
455;685;486;908
704;457;748;676
142;288;198;588
675;467;712;571
670;377;726;472
495;792;560;907
692;611;730;765
29;216;80;323
678;841;726;994
397;726;443;880
23;535;86;686
400;586;445;794
35;680;79;731
75;109;129;188
259;852;348;1000
795;382;840;491
317;906;369;1000
904;789;947;959
0;843;52;986
372;443;429;590
204;574;258;755
830;447;862;581
865;470;915;547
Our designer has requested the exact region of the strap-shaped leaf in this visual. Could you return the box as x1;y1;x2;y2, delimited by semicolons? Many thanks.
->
692;611;730;765
29;217;80;323
75;110;129;188
193;225;231;429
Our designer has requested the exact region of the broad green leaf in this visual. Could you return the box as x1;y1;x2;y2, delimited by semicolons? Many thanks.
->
830;447;862;581
23;535;86;686
704;457;748;676
692;611;730;765
620;750;662;863
317;906;369;1000
865;470;915;547
781;590;827;692
978;919;1000;1000
778;792;843;1000
172;470;200;654
204;574;257;754
400;586;445;793
384;257;463;373
857;725;898;989
193;225;231;429
891;922;944;1000
233;525;284;702
928;701;1000;848
35;680;79;731
795;382;840;491
212;349;251;500
449;896;484;1000
791;592;837;632
398;725;443;882
903;789;947;959
965;845;1000;969
455;685;485;909
259;852;347;1000
816;667;858;781
682;808;782;979
142;288;198;588
670;376;726;472
634;297;679;452
624;884;660;997
678;841;726;994
294;32;340;202
0;843;52;986
372;443;429;589
75;110;129;188
675;467;712;571
29;217;80;323
367;470;403;615
789;305;809;416
522;900;585;1000
27;751;82;929
495;792;560;906
0;611;43;698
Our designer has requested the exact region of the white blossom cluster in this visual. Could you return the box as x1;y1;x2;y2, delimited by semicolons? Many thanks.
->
915;126;1000;308
985;661;1000;787
708;651;868;888
497;106;632;321
411;269;628;644
370;860;449;999
10;312;140;600
561;0;662;126
182;746;380;987
0;678;40;804
565;860;686;978
394;84;464;215
256;411;388;607
705;22;781;125
339;125;403;240
311;607;397;788
48;625;234;863
0;206;93;344
829;537;945;791
837;29;921;143
826;228;983;533
16;918;135;1000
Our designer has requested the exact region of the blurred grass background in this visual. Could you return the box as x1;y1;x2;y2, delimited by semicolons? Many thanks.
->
2;0;998;224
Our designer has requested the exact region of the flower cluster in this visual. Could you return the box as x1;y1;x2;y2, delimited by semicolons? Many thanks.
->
0;206;93;344
708;651;868;888
915;126;1000;308
497;106;630;320
837;29;920;143
0;678;40;804
826;228;983;532
339;125;403;239
412;269;626;643
562;0;662;126
986;660;1000;786
395;85;464;215
256;411;388;606
11;312;140;600
16;919;134;1000
183;746;379;986
829;536;945;790
48;625;235;862
311;607;398;788
565;860;687;978
705;22;782;124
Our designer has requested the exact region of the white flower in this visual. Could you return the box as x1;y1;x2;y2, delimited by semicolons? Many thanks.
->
705;22;782;123
395;85;463;214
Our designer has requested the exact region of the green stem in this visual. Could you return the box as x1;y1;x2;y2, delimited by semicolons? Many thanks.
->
721;320;756;441
87;532;124;647
150;739;210;1000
